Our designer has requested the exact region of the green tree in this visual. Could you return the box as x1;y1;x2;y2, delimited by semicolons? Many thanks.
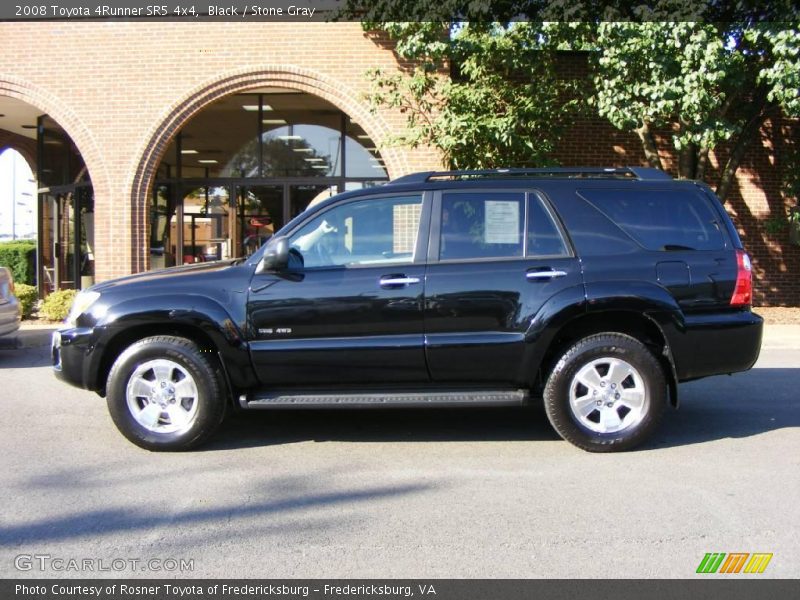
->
361;21;582;169
591;21;800;201
346;2;799;202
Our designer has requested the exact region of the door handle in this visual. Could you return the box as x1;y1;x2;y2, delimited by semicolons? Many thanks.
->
526;269;567;281
379;276;421;287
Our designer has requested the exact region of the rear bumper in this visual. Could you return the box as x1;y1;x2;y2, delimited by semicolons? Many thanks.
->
670;310;763;381
0;301;21;337
52;327;97;390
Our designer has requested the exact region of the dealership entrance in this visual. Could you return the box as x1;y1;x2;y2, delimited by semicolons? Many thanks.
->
150;89;389;267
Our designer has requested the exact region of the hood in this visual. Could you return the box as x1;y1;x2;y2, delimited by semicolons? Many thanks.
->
90;259;246;293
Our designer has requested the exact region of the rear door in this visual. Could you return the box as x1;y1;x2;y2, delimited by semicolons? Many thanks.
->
423;189;583;384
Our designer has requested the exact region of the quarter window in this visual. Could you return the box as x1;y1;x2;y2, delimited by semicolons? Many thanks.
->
528;195;569;257
579;189;725;251
290;195;422;268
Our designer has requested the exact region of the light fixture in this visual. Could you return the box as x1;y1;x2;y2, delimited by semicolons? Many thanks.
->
366;148;378;152
198;159;218;164
357;134;370;139
312;165;329;169
372;164;386;169
304;158;324;162
292;148;314;153
243;104;273;111
278;135;302;140
262;118;287;125
181;149;198;154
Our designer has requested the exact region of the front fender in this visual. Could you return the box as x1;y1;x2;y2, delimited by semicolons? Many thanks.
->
88;294;257;391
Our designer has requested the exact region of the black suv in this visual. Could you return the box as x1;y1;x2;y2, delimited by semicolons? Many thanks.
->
52;167;763;452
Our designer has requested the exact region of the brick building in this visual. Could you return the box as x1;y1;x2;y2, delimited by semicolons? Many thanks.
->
0;22;796;304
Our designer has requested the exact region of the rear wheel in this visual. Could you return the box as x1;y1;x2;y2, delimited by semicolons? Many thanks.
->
106;336;226;451
543;333;667;452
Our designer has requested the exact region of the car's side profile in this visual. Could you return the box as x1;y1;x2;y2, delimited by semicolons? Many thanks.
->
52;168;763;452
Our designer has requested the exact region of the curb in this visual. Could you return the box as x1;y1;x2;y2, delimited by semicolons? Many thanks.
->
0;329;56;350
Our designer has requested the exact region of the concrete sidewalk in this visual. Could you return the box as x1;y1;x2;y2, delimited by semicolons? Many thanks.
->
4;320;799;350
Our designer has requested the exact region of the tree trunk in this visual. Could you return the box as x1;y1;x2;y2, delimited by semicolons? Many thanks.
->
634;122;664;171
716;98;771;202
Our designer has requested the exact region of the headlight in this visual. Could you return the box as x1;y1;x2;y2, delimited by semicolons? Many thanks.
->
65;290;101;327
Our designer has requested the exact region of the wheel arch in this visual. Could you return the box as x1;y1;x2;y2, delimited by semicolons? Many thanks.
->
536;309;679;408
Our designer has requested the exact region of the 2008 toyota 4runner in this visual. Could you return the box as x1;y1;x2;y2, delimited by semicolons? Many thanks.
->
52;167;763;452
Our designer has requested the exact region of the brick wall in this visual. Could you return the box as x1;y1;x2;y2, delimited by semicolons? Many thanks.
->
0;22;443;282
554;53;800;306
0;28;796;304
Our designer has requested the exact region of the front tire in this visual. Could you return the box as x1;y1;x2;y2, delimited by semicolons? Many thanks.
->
106;336;226;451
543;333;667;452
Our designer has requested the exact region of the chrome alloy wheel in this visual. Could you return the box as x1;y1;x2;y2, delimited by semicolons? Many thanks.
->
568;357;648;434
125;359;200;434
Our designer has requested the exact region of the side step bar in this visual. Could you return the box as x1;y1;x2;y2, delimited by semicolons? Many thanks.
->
239;389;528;410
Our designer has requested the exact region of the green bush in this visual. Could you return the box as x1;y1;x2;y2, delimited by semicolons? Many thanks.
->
0;241;36;285
14;283;38;319
40;289;78;322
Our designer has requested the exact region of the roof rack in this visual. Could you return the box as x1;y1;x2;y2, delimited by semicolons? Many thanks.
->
391;167;672;184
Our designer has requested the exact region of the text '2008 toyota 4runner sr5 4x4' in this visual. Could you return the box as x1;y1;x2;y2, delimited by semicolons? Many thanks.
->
52;167;763;452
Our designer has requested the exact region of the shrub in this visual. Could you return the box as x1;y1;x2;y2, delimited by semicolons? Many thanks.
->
40;289;78;322
14;283;38;319
0;241;36;285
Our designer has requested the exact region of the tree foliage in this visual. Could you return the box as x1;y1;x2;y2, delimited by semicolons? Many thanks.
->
345;1;800;202
364;22;582;169
590;21;800;200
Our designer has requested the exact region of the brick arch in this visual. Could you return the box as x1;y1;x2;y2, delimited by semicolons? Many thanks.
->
0;74;107;194
129;65;409;273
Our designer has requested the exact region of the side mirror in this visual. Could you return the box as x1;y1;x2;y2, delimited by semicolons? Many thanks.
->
256;236;290;274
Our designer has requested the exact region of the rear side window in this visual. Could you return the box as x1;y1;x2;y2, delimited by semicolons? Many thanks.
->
440;192;525;260
579;189;725;251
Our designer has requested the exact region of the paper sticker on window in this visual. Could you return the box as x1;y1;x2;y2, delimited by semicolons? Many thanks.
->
485;200;520;244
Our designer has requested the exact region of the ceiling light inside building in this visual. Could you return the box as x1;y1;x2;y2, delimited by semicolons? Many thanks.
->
312;165;329;169
278;135;302;141
181;149;198;154
198;159;218;164
263;119;287;125
292;148;314;153
304;158;324;162
243;104;273;111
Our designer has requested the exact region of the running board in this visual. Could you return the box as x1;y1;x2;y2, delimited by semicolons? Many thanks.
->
239;389;528;409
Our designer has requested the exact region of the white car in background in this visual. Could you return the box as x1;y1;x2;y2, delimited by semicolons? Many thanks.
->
0;267;21;338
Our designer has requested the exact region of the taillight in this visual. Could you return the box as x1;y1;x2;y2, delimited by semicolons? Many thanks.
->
730;249;752;307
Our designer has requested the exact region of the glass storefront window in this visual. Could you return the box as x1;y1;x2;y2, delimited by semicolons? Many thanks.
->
151;90;391;268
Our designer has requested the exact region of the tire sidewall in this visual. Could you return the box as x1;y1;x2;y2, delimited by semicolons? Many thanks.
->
544;335;666;452
107;338;224;451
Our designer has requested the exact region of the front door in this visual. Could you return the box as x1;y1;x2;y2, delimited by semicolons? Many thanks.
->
247;192;430;386
424;189;583;384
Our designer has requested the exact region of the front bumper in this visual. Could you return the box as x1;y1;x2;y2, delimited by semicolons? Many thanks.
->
52;327;98;390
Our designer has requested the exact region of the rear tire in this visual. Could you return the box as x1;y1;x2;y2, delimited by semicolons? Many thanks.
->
543;333;666;452
106;336;226;451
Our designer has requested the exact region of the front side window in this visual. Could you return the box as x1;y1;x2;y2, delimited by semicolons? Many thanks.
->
290;195;423;269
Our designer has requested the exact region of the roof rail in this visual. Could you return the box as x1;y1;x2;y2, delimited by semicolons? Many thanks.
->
390;167;672;184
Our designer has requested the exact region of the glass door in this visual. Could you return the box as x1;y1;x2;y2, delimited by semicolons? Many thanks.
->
289;183;338;219
234;185;283;257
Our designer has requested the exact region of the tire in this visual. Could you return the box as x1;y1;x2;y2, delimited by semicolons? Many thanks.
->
106;336;227;451
543;333;667;452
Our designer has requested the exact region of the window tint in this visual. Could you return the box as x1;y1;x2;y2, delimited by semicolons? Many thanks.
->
579;189;725;251
440;192;524;260
290;195;422;268
527;195;569;257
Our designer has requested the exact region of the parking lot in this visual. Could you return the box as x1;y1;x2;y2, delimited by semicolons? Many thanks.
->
0;326;798;578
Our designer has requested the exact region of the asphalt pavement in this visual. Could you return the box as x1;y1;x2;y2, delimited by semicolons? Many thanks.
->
0;327;797;578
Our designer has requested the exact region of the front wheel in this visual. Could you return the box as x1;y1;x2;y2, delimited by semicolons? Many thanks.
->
543;333;667;452
106;336;227;451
